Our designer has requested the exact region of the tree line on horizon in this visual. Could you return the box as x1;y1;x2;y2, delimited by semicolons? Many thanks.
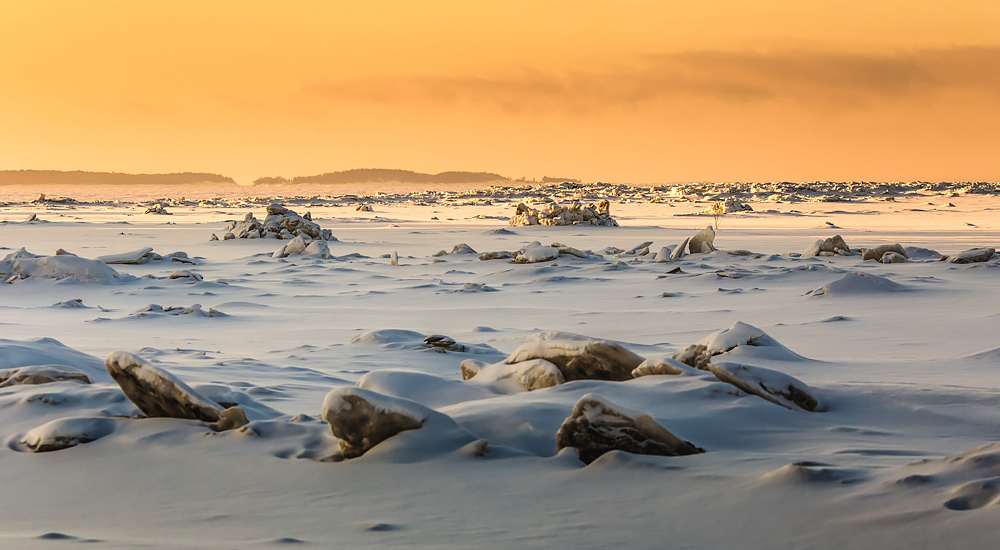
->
0;170;236;186
257;168;509;185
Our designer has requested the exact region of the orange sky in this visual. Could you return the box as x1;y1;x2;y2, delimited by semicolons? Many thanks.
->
2;1;999;184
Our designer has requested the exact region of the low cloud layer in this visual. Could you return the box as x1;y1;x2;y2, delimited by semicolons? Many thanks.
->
306;46;1000;114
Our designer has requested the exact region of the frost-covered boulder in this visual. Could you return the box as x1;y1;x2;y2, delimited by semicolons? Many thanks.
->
514;242;560;264
509;200;618;227
144;203;170;215
462;358;566;392
688;226;717;254
556;394;704;464
105;352;247;431
20;417;117;453
945;247;995;264
861;243;907;262
503;339;644;382
802;235;851;257
881;251;907;263
708;362;819;411
692;321;804;361
1;248;127;284
321;387;427;459
806;272;906;296
631;357;691;378
0;365;92;387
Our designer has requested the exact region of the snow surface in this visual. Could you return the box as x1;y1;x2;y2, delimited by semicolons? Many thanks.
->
2;187;1000;548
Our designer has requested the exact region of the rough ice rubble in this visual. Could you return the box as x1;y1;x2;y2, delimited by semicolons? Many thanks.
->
97;247;195;265
508;199;618;227
220;203;336;241
272;235;332;259
1;248;128;284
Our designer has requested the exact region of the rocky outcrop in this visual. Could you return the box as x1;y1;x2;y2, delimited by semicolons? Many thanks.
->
321;387;427;459
556;394;704;464
509;200;618;227
104;352;247;431
2;248;127;284
272;235;332;259
708;362;819;411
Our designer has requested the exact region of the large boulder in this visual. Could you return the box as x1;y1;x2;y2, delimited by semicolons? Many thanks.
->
503;339;644;382
708;362;819;411
321;387;427;459
556;394;704;464
688;226;717;254
945;247;995;264
104;352;247;431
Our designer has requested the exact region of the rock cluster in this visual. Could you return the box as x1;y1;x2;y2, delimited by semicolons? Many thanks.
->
128;304;226;318
272;235;332;259
509;199;618;227
802;235;852;257
861;243;908;262
220;203;335;241
668;227;717;260
143;203;170;215
97;248;195;265
704;197;753;214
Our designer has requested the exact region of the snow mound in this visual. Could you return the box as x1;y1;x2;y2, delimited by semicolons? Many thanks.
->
1;248;128;284
19;416;118;452
806;272;907;296
691;321;806;362
463;358;566;393
0;337;109;382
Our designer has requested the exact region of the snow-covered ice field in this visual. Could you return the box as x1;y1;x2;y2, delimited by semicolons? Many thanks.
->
2;183;1000;548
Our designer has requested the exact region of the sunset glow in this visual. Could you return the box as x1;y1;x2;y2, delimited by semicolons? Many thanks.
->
3;1;998;183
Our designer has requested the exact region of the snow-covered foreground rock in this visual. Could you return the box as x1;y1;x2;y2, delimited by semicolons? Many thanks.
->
3;191;1000;548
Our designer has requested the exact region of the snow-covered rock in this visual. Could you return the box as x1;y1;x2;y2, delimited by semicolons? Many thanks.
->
321;387;428;459
0;364;93;387
1;248;127;284
631;357;691;378
0;337;109;382
464;358;566;393
946;247;995;264
222;204;336;241
708;362;819;411
514;242;560;264
861;243;908;262
20;417;117;453
693;321;805;361
128;304;226;318
688;226;717;254
556;394;704;464
802;235;851;257
881;251;907;263
503;339;644;382
104;352;248;431
143;203;170;215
